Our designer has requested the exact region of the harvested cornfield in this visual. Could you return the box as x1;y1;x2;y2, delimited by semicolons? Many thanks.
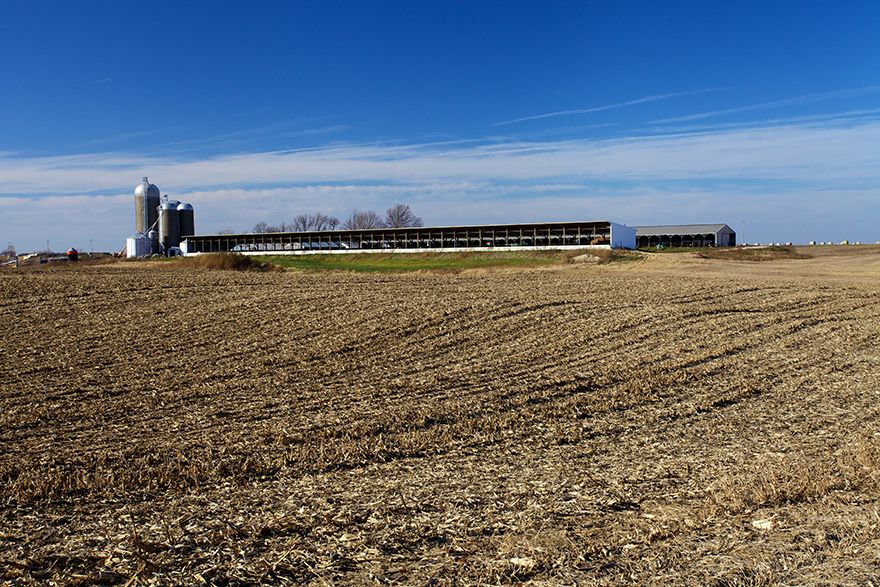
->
1;251;880;585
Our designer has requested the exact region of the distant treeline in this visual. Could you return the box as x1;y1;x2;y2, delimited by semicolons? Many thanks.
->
218;204;424;234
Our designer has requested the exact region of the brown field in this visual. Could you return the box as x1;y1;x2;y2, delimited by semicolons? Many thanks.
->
2;248;880;585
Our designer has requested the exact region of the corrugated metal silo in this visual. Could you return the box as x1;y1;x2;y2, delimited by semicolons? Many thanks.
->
177;202;195;238
159;202;180;253
134;177;160;234
147;230;159;255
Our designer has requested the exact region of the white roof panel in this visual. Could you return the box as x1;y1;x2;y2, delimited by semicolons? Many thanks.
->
636;224;732;236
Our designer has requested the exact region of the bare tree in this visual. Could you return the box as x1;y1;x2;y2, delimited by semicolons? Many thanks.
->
291;213;342;231
218;227;237;235
251;213;342;234
291;214;311;232
325;215;341;230
384;203;423;228
343;209;385;230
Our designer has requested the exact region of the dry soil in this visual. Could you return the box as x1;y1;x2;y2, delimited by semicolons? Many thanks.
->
1;248;879;585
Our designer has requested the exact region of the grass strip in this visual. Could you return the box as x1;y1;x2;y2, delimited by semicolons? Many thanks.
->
255;251;573;272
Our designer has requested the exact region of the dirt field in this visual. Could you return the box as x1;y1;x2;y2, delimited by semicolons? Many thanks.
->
2;248;880;585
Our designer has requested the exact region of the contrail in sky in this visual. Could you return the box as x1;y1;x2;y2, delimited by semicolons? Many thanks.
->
493;88;725;126
74;78;112;87
652;85;880;124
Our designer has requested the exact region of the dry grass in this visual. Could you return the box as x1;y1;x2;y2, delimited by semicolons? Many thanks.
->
641;245;811;262
696;245;812;261
1;255;879;585
179;252;282;272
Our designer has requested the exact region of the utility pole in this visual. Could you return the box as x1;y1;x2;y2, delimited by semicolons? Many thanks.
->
90;239;93;254
741;221;746;246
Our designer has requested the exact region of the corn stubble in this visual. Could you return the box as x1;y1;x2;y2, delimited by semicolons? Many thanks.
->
1;261;879;585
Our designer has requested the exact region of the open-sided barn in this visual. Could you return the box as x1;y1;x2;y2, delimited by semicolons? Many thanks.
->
182;220;637;254
636;224;736;248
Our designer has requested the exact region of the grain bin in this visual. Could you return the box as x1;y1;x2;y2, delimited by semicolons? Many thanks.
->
177;202;195;238
159;202;180;253
126;234;151;258
134;178;160;234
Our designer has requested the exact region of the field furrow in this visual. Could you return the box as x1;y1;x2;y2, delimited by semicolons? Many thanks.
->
2;254;879;585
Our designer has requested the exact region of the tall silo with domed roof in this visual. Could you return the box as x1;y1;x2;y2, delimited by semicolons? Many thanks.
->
177;202;195;239
134;177;160;234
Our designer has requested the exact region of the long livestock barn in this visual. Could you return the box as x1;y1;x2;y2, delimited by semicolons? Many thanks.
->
182;220;636;255
636;224;736;248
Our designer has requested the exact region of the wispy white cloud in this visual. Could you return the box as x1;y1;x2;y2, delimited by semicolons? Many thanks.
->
2;116;879;249
652;85;880;124
160;123;351;153
74;127;181;148
492;88;725;126
642;107;880;135
486;122;618;142
5;116;878;194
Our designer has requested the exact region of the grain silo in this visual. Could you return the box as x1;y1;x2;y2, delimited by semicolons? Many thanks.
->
177;202;195;239
159;201;180;253
134;178;160;234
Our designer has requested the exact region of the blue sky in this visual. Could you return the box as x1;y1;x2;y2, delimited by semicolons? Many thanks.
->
1;0;879;251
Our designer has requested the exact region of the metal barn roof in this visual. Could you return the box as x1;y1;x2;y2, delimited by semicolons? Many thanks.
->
636;224;732;236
